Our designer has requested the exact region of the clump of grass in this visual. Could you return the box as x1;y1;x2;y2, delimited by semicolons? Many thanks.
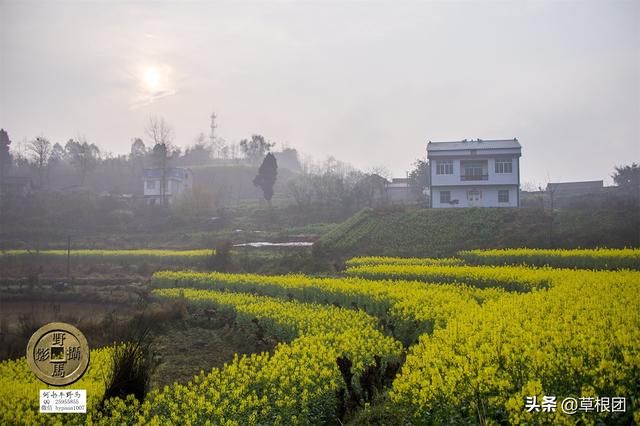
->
102;325;154;404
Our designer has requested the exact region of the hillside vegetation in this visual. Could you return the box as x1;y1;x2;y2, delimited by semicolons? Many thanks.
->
317;207;639;258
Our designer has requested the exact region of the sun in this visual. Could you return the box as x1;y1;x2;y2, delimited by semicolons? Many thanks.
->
143;66;162;92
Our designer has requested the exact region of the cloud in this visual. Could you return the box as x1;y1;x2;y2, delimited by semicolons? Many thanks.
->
129;90;178;110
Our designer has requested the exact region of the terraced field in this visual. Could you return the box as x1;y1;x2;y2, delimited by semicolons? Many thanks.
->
1;248;638;424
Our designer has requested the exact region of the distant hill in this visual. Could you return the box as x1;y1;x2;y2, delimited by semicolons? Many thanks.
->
317;207;640;258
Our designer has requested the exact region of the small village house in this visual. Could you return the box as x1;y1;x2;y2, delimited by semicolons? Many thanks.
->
385;177;415;204
546;180;603;196
143;167;193;205
427;138;521;208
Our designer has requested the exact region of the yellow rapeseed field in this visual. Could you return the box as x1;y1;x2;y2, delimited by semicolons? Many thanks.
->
458;248;640;270
0;346;114;425
1;249;637;424
101;289;403;425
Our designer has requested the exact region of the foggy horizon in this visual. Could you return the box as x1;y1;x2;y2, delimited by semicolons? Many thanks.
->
1;0;638;186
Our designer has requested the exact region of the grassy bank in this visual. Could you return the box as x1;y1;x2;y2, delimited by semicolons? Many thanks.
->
318;206;640;258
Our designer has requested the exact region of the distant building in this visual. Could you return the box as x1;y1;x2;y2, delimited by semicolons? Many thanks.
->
427;138;521;208
546;180;603;196
272;149;302;173
143;167;193;205
385;178;414;203
0;176;34;197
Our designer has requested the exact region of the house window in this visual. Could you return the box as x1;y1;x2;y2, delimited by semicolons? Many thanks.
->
146;180;156;190
498;190;509;203
436;160;453;175
495;159;513;173
467;190;481;201
440;191;451;204
461;160;488;180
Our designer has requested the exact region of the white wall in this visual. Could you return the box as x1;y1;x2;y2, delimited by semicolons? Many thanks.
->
432;186;518;208
143;178;161;196
144;170;193;203
144;179;177;196
487;158;519;185
431;157;519;186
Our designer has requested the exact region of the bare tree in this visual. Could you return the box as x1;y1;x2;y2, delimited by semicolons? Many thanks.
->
368;165;391;180
145;116;173;147
27;137;52;188
145;116;174;206
520;181;540;193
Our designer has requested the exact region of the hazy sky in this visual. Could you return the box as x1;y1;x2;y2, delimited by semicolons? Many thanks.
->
1;0;638;185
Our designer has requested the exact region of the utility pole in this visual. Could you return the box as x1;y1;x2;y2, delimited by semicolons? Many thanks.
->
66;235;71;279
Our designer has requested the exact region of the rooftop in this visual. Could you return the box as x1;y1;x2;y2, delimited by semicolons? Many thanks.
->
427;138;521;151
548;180;603;186
547;180;604;191
143;167;191;179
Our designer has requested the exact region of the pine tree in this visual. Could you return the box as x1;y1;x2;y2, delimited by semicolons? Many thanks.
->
253;152;278;204
0;129;12;178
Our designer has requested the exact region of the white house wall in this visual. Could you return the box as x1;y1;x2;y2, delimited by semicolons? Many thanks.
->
432;186;518;208
144;179;161;196
145;178;194;197
431;158;519;187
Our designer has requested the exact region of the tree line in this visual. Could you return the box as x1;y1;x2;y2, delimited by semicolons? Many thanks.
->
0;117;283;193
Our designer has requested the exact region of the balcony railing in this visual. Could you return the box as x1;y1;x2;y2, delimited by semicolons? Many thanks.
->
460;174;489;181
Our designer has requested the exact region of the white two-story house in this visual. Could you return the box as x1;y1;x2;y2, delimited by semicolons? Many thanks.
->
143;167;193;205
427;138;521;208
